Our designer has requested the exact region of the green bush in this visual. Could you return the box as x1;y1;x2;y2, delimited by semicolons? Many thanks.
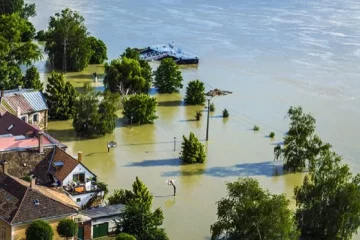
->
21;175;32;182
56;219;77;239
184;79;206;105
195;111;202;121
209;103;215;112
180;132;206;164
253;125;260;131
123;94;158;124
222;109;229;118
269;132;275;138
116;233;137;240
26;220;53;240
96;181;109;197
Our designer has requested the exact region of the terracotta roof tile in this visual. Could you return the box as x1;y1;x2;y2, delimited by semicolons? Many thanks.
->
52;147;79;182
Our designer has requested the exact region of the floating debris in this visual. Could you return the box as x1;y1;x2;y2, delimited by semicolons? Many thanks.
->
206;88;233;97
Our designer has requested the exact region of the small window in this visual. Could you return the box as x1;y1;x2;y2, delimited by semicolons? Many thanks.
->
76;198;81;202
20;115;28;123
33;113;39;122
73;173;85;183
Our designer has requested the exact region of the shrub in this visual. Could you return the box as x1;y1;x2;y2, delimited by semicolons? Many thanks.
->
123;94;158;124
96;181;109;197
56;219;77;239
269;132;275;138
209;103;215;112
21;175;32;182
116;233;137;240
184;79;206;105
180;132;206;164
26;220;53;240
222;109;229;118
253;125;260;131
195;111;202;121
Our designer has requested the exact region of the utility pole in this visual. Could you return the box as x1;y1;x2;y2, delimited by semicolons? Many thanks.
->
206;98;210;141
174;137;176;151
63;38;67;73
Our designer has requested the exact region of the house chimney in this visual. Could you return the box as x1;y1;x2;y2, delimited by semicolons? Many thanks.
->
16;106;21;118
18;86;22;91
38;132;44;153
1;161;8;174
78;151;82;163
30;177;36;188
0;89;3;104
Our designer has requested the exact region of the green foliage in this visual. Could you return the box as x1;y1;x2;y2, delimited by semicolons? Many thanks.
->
21;21;36;42
269;132;275;138
253;125;260;131
21;175;32;182
104;57;151;93
274;106;331;172
180;132;206;164
73;88;118;137
195;111;202;121
108;177;153;207
116;233;137;240
23;66;43;91
209;103;215;112
184;79;205;105
154;58;183;93
45;71;77;120
56;219;77;239
26;220;54;240
88;36;108;64
121;47;141;60
0;14;42;89
96;181;109;197
122;94;157;124
211;178;299;240
35;30;47;41
113;177;168;240
222;108;229;118
295;149;360;240
45;8;91;72
0;0;36;19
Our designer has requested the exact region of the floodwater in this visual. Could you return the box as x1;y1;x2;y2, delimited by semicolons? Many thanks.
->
29;0;360;239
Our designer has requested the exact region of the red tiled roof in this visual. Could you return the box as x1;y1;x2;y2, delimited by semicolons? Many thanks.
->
52;147;80;182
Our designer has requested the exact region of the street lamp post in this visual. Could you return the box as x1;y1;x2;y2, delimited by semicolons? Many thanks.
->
174;137;176;151
206;98;210;141
130;115;133;129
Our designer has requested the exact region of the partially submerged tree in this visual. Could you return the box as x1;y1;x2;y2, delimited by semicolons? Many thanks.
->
45;71;77;120
23;66;43;91
154;58;183;93
184;79;206;105
26;220;53;240
56;219;77;240
211;178;299;240
180;132;206;164
295;149;360;240
116;233;137;240
274;106;331;172
88;36;108;64
122;94;157;124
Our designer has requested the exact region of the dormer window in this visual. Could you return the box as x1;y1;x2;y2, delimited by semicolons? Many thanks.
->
33;113;39;122
20;115;28;123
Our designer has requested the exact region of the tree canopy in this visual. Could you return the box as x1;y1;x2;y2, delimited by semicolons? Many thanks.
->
56;219;77;239
23;66;43;90
184;79;206;105
0;0;36;19
112;177;168;240
211;178;299;240
26;220;54;240
154;58;183;93
0;14;42;90
104;57;151;94
44;71;77;120
45;8;91;72
180;132;206;164
73;87;118;137
116;233;137;240
295;149;360;240
122;94;157;124
274;106;331;172
88;36;108;64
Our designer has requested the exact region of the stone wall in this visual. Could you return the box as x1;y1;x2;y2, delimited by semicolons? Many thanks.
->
27;110;48;130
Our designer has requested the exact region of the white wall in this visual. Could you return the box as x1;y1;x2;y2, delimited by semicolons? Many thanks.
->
62;163;95;186
70;192;94;207
91;217;119;233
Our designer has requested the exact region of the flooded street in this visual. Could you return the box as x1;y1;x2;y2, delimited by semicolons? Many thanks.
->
28;0;360;239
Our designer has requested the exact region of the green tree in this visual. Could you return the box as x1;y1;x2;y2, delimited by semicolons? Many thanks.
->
154;58;183;93
88;36;108;64
96;181;109;197
73;87;118;137
0;0;36;19
108;177;153;206
45;8;91;72
56;219;77;240
35;30;47;41
104;57;150;93
274;106;331;172
113;177;168;240
26;220;53;240
211;178;299;240
116;233;136;240
184;79;206;105
180;132;206;164
295;149;360;240
45;71;77;120
122;94;157;124
0;14;42;90
23;66;43;91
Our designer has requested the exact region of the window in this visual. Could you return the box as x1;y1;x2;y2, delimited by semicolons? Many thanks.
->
76;198;81;202
33;113;39;122
73;173;85;183
0;225;5;240
20;115;28;123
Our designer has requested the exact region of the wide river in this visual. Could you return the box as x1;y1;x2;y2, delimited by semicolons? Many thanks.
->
29;0;360;239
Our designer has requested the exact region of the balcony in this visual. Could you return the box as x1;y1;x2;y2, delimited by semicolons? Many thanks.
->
64;180;99;196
